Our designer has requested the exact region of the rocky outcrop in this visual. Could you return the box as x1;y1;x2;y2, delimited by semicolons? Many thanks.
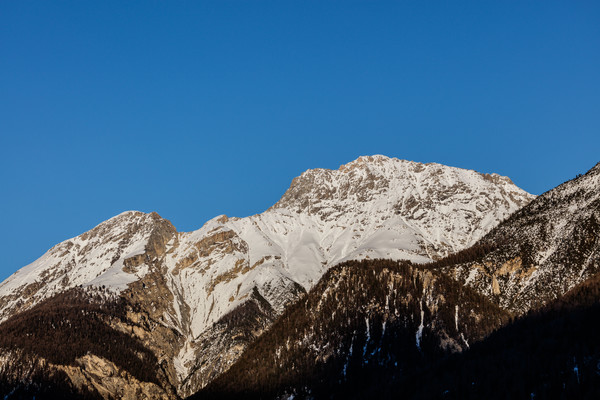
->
0;350;174;400
60;354;173;400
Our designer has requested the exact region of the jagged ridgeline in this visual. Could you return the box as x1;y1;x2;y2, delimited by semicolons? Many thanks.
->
195;259;510;399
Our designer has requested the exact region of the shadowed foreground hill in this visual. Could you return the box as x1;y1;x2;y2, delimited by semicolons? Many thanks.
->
194;259;510;399
194;262;600;400
397;272;600;399
448;162;600;314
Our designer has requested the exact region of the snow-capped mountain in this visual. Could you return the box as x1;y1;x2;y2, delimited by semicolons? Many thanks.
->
195;161;600;399
0;155;534;396
0;212;175;318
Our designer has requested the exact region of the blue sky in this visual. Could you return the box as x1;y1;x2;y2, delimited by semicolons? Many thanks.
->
1;1;599;280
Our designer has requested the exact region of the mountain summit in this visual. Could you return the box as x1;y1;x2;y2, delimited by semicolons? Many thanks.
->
0;155;534;397
275;155;532;257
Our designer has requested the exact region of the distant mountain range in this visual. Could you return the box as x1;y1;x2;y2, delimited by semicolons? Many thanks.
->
1;156;598;399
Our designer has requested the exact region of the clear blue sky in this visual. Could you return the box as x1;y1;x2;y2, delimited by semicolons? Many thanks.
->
1;1;599;280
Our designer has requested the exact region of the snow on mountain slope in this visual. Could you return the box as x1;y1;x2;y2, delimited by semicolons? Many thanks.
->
163;156;533;340
0;155;534;395
274;155;532;259
450;161;600;314
0;211;175;321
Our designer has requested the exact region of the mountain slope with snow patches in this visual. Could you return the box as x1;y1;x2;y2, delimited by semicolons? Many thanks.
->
194;259;510;400
0;211;175;321
450;161;600;314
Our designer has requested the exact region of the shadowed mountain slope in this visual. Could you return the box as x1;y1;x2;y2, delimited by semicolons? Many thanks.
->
194;259;509;399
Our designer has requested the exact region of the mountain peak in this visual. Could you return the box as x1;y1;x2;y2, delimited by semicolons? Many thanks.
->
273;155;533;219
339;154;394;169
0;209;176;321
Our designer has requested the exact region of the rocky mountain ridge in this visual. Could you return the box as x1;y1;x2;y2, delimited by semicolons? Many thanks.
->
449;161;600;314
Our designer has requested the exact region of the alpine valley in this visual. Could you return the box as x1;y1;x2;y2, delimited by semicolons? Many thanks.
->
0;155;598;400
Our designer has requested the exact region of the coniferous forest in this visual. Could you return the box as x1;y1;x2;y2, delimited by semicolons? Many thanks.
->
194;260;600;400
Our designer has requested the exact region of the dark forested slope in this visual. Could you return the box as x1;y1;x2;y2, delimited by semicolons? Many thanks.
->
195;262;600;400
0;288;176;399
194;259;510;399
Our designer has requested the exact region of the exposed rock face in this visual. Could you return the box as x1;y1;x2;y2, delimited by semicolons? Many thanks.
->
0;350;174;400
61;354;172;400
0;155;534;396
273;155;533;259
450;162;600;314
